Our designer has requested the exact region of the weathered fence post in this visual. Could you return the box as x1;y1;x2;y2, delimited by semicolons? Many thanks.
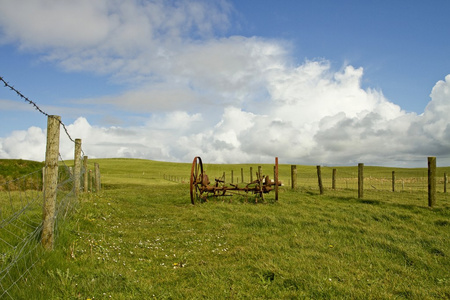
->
250;167;253;182
275;157;279;201
89;170;93;192
317;165;324;195
94;163;101;192
231;170;234;184
358;163;364;199
73;139;82;198
273;166;275;184
83;156;88;193
428;157;436;207
291;165;297;189
42;167;45;192
42;115;61;251
444;173;447;193
241;168;244;183
332;168;337;190
392;171;395;192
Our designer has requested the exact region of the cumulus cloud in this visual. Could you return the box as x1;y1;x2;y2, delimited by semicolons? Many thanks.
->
0;0;449;167
0;127;46;160
56;71;450;167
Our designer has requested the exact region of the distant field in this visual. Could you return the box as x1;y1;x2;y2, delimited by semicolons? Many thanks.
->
3;158;449;299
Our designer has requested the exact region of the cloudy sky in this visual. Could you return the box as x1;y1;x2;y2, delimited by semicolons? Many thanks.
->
0;0;449;167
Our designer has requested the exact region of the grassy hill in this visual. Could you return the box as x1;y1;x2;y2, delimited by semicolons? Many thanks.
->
7;158;450;299
0;159;45;191
0;159;44;180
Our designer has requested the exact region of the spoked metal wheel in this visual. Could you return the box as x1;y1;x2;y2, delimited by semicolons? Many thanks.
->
190;156;204;204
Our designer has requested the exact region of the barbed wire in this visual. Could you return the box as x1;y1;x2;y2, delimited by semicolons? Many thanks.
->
0;75;84;156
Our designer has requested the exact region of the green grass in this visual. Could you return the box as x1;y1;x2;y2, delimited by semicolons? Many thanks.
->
0;159;44;178
5;158;450;299
0;159;44;190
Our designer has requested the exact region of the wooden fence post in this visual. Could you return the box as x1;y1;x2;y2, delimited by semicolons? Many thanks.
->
317;165;324;195
332;168;337;190
241;168;244;183
83;156;88;193
358;163;364;199
73;139;82;197
291;165;297;189
428;157;436;207
89;170;93;192
231;170;234;184
42;115;61;251
273;166;275;185
392;171;395;192
275;157;279;201
444;173;447;193
42;167;45;192
94;163;101;192
250;167;253;182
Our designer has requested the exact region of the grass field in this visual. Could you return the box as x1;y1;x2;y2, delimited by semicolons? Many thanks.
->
5;158;450;299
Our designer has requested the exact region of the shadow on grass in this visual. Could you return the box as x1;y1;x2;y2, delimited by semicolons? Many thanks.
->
324;193;435;213
197;193;279;205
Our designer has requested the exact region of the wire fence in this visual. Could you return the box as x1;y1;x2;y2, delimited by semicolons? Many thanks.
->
167;163;449;204
0;162;83;299
288;166;446;190
0;75;88;298
287;166;450;207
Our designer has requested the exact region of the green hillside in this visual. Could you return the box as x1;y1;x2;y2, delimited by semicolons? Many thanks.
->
0;159;44;179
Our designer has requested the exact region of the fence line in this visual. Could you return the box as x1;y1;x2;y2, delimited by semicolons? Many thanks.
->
0;162;82;299
0;75;98;298
161;165;444;193
0;152;101;299
163;160;448;206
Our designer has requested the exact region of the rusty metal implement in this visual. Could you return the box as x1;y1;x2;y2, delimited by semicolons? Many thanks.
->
190;156;279;204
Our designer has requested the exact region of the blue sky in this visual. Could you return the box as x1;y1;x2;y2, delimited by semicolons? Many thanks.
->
233;0;449;113
0;0;449;167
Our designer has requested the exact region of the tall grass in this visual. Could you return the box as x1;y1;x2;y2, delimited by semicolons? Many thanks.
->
8;158;449;299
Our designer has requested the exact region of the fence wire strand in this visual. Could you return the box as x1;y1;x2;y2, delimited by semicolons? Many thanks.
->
0;75;91;298
0;75;84;156
0;161;83;299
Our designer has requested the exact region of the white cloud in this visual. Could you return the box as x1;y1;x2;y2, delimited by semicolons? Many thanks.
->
0;0;111;49
0;0;232;78
2;71;450;166
0;127;46;160
422;75;450;140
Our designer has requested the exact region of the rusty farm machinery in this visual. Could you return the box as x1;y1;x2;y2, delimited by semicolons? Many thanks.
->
189;156;279;204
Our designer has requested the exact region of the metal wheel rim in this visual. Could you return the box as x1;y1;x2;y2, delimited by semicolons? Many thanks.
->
190;156;203;204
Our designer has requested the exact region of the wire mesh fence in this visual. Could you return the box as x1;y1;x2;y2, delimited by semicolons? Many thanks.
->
0;161;81;299
0;75;90;298
287;165;449;205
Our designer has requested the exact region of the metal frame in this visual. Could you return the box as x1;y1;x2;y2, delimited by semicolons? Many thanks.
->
190;156;279;204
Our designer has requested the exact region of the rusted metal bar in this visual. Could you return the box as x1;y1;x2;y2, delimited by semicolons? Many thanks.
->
190;156;280;204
